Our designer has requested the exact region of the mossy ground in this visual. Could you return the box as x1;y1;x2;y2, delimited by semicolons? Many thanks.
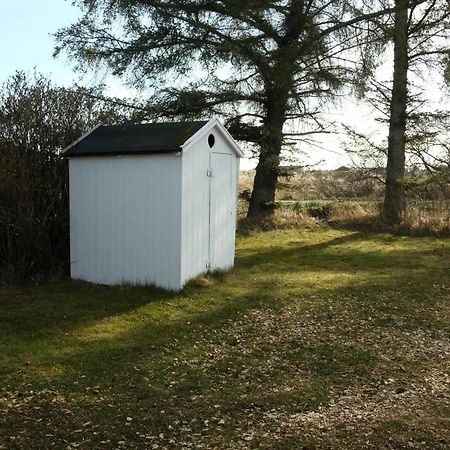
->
1;227;449;449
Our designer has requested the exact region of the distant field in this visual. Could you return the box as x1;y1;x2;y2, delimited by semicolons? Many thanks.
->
239;170;450;235
239;169;385;202
1;227;450;449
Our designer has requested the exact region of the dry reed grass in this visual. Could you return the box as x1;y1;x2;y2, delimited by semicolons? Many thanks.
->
239;170;450;236
401;201;450;235
239;170;383;201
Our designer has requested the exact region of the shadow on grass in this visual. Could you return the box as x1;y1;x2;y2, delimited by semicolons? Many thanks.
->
1;229;449;448
0;281;382;448
237;230;450;277
0;280;177;337
329;213;450;238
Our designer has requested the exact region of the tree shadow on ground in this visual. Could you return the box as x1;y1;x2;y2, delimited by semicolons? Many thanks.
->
0;280;177;337
1;230;449;449
328;213;450;238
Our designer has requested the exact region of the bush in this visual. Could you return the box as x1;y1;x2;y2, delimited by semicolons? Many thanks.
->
0;72;127;281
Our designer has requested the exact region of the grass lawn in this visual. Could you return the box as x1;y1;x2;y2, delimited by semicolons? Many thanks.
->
1;226;450;449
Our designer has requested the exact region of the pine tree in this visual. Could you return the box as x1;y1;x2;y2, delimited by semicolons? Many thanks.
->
56;1;395;216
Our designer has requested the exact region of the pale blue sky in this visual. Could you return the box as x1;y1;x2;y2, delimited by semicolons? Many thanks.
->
2;1;449;170
0;0;409;170
0;0;380;169
0;0;82;84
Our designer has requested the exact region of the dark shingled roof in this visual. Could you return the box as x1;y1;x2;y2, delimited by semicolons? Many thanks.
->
65;121;209;157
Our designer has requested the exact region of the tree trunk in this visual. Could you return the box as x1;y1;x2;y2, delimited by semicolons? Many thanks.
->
247;136;282;217
384;0;409;224
247;92;288;217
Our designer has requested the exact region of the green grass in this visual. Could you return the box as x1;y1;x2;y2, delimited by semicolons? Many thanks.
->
1;227;450;449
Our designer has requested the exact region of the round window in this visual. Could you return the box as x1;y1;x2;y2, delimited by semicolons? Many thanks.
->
208;134;215;148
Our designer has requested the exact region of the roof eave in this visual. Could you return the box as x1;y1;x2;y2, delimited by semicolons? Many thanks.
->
62;124;103;157
65;147;182;158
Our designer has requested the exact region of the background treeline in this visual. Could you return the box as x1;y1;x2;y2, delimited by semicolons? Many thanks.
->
1;70;448;282
3;0;450;281
0;72;127;281
54;0;450;223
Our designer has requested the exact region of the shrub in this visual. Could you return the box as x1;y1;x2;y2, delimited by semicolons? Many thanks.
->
0;72;127;281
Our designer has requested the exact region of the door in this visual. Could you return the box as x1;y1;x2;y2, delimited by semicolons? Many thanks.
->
209;152;234;270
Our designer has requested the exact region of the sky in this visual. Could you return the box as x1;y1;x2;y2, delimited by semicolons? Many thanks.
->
0;1;80;85
0;0;363;170
0;0;427;171
0;1;132;95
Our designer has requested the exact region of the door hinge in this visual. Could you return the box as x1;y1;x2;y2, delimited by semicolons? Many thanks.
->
207;169;213;177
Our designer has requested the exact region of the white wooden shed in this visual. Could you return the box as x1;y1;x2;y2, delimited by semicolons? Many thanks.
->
65;118;243;290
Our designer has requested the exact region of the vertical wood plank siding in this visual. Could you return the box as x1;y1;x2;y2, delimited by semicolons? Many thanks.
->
69;155;183;290
180;131;210;284
180;126;238;285
69;123;239;291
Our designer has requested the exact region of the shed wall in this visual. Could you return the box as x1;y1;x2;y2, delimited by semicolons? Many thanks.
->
180;133;211;284
180;126;239;285
210;151;237;270
69;155;183;290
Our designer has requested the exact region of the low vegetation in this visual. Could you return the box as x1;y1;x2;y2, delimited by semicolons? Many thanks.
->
239;170;450;236
1;226;449;449
0;72;127;282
